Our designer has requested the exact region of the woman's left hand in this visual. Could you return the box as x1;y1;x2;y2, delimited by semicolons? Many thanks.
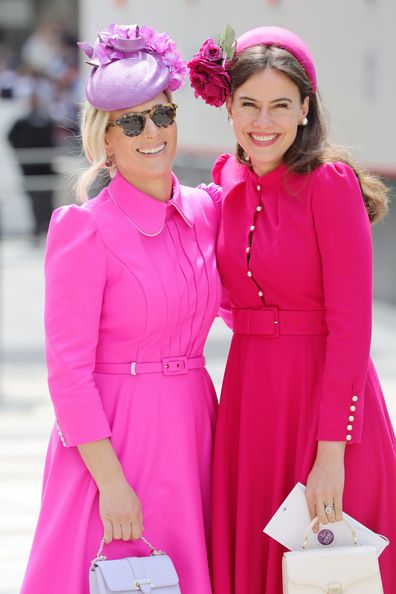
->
305;441;346;532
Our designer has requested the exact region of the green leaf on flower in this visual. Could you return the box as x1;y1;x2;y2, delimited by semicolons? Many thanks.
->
219;24;236;62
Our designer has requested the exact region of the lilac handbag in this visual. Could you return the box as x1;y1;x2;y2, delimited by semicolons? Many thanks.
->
89;537;181;594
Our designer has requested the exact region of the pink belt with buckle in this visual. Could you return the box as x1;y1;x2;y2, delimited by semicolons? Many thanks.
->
232;307;328;337
94;355;206;376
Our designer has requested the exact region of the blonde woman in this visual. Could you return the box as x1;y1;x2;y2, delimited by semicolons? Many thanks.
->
20;23;224;594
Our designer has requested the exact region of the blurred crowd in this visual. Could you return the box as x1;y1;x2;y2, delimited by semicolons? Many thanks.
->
0;21;80;140
0;21;81;239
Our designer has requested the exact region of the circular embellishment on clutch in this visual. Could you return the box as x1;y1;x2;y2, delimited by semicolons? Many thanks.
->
317;528;335;546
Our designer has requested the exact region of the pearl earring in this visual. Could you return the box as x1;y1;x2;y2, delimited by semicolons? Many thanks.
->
228;116;233;125
301;116;308;126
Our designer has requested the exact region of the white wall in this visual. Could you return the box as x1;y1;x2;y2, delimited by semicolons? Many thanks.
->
79;0;396;171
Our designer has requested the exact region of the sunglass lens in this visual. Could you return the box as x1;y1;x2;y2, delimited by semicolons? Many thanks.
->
152;105;176;128
120;114;145;136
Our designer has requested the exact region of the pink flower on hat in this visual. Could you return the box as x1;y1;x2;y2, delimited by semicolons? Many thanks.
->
200;38;223;62
139;25;188;91
188;27;236;107
188;51;230;107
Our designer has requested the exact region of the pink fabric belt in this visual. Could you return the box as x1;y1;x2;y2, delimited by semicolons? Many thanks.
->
94;355;206;376
232;307;328;337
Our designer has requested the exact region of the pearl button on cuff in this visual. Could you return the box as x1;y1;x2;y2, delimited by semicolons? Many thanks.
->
250;225;255;231
346;435;352;442
347;424;353;431
256;205;263;212
258;291;263;297
247;271;252;277
349;415;355;422
350;405;356;412
352;395;358;402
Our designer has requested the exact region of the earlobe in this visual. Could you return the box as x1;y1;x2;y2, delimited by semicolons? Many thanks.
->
302;96;310;119
225;97;233;122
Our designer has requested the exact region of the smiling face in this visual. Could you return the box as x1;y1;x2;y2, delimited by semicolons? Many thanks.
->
227;67;309;177
105;91;177;188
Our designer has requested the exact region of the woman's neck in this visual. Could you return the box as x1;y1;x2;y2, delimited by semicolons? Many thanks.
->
121;170;173;202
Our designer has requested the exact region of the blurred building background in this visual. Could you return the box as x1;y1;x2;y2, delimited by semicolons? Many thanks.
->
0;2;395;592
0;0;395;299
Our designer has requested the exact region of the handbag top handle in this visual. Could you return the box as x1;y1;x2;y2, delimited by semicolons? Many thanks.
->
302;515;358;550
90;536;166;570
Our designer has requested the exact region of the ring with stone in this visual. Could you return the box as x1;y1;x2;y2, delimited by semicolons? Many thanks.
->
324;503;334;515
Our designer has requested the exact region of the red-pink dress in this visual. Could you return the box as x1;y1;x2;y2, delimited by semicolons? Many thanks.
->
210;154;396;594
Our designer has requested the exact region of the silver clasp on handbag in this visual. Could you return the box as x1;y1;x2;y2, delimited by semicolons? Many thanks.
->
134;578;153;590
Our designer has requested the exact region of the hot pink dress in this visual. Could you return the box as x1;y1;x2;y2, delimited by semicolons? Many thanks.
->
20;171;224;594
210;154;396;594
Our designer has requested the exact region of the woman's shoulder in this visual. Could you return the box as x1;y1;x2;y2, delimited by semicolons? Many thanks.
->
211;152;233;184
311;160;359;186
46;198;109;252
49;188;110;232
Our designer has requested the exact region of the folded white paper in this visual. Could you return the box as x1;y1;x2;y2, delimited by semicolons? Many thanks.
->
263;482;389;556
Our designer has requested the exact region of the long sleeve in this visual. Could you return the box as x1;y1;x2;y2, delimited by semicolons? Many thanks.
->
44;205;111;447
311;162;373;444
198;180;233;330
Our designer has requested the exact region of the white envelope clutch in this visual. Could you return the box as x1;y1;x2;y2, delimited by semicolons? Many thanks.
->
263;482;389;556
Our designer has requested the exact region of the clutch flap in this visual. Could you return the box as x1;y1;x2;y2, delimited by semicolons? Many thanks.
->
96;555;179;591
283;545;382;590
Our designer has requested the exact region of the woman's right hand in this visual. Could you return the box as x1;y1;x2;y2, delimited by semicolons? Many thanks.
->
77;438;144;544
99;476;143;543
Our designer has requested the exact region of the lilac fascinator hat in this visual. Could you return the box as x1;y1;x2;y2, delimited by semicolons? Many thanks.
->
78;23;188;111
236;26;317;93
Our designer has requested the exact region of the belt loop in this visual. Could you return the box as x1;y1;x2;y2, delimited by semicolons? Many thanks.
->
272;306;280;338
130;362;137;376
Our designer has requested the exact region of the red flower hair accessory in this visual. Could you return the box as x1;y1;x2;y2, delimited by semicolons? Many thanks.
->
188;25;236;107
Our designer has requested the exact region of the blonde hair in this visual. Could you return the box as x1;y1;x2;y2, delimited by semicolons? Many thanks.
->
75;102;116;203
75;90;175;203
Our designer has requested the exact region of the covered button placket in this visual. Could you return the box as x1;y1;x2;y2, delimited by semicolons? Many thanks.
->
346;394;359;443
246;183;266;303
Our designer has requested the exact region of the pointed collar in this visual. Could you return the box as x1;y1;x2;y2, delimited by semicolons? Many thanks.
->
106;171;194;236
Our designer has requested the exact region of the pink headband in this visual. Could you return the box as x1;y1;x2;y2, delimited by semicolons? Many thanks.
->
236;26;317;93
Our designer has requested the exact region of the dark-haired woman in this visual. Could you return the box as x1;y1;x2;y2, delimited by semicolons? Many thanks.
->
190;26;395;593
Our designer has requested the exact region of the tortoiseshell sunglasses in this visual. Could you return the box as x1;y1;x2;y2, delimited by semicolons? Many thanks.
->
107;103;178;137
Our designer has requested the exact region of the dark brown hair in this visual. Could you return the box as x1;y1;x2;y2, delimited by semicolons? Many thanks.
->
229;45;389;223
